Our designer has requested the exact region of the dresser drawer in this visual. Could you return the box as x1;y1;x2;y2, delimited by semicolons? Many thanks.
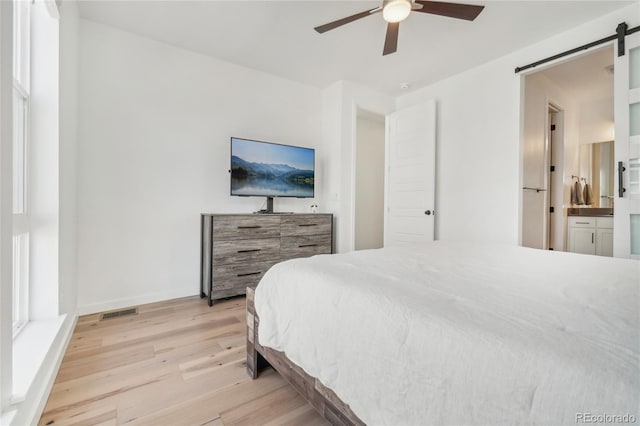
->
281;214;331;237
568;217;596;228
213;260;279;291
212;238;280;265
212;215;280;240
281;234;332;259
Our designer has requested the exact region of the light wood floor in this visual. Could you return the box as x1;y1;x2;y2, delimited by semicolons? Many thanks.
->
39;296;328;426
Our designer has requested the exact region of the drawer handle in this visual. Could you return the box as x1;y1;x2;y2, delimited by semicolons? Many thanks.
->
237;272;261;277
237;249;261;253
576;222;591;224
299;244;318;248
298;224;317;227
238;226;261;229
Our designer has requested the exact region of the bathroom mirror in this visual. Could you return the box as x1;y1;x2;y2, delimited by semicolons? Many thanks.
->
578;140;614;208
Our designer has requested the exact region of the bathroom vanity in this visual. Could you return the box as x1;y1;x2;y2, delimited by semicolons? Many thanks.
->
567;209;613;257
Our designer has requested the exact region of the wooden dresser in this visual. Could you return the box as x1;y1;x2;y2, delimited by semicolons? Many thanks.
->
200;213;333;306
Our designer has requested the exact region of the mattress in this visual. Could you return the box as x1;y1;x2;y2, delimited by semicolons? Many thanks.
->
254;242;640;425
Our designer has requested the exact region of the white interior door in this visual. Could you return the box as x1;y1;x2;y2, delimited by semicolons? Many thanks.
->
614;32;640;259
384;100;436;247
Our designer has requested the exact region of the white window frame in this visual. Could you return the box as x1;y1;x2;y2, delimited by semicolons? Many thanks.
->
12;233;29;337
12;0;30;338
13;0;29;92
12;84;27;215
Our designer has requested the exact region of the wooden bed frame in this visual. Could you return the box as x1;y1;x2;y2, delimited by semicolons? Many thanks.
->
246;287;365;426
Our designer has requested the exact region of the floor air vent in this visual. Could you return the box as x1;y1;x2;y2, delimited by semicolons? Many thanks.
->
100;307;138;320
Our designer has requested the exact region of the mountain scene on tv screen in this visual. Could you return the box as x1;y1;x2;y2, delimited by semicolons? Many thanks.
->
231;155;314;197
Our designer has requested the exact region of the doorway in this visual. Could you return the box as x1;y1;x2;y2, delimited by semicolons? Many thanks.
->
521;45;615;252
354;108;385;250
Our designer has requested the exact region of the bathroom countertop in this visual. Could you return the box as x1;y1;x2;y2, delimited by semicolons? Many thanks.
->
566;207;613;217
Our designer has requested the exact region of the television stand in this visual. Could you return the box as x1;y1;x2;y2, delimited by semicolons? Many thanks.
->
252;197;297;214
265;196;274;213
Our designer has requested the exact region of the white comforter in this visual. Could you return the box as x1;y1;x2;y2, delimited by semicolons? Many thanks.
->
254;242;640;425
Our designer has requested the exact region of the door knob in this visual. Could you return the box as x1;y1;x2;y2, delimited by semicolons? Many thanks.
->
425;210;432;215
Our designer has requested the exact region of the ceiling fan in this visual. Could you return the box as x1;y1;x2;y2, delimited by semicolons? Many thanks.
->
314;0;485;56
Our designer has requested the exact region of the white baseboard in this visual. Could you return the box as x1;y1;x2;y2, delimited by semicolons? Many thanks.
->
8;313;77;426
77;288;198;316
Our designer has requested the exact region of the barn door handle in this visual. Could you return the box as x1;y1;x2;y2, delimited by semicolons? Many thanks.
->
618;161;626;198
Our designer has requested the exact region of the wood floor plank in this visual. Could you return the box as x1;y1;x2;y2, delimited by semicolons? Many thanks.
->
220;385;312;426
41;404;117;426
40;296;327;426
43;363;177;419
261;404;326;426
178;345;246;380
56;344;156;382
152;321;244;353
99;314;240;348
125;368;287;426
64;335;103;354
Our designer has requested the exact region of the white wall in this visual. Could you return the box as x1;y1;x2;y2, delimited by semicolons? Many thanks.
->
396;3;639;246
320;82;343;251
58;0;79;316
355;112;385;250
578;96;614;145
76;19;323;314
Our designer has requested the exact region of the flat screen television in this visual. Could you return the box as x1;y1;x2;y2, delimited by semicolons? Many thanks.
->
230;137;315;212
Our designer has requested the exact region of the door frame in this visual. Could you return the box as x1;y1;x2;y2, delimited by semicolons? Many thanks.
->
546;103;565;251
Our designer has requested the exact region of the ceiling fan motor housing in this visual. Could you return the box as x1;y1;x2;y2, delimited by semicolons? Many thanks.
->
382;0;413;23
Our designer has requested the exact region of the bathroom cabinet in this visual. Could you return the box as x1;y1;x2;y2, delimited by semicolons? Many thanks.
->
567;216;613;257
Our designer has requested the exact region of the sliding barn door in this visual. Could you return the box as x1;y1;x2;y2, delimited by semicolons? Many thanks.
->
614;31;640;259
384;101;436;247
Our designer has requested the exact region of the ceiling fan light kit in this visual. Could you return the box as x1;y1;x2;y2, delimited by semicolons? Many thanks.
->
383;0;412;23
314;0;485;56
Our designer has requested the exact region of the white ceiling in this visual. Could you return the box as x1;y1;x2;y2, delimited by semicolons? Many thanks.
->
538;45;614;103
76;0;635;94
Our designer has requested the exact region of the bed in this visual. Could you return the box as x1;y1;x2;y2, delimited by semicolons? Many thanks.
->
246;241;640;425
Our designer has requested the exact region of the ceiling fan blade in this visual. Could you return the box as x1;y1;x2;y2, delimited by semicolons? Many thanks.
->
314;8;381;34
414;1;484;21
383;22;400;56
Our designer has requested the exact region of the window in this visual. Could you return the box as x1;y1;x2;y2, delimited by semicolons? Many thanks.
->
12;0;31;337
12;87;26;214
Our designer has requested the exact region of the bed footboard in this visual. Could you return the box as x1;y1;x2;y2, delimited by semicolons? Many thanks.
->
246;287;364;426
